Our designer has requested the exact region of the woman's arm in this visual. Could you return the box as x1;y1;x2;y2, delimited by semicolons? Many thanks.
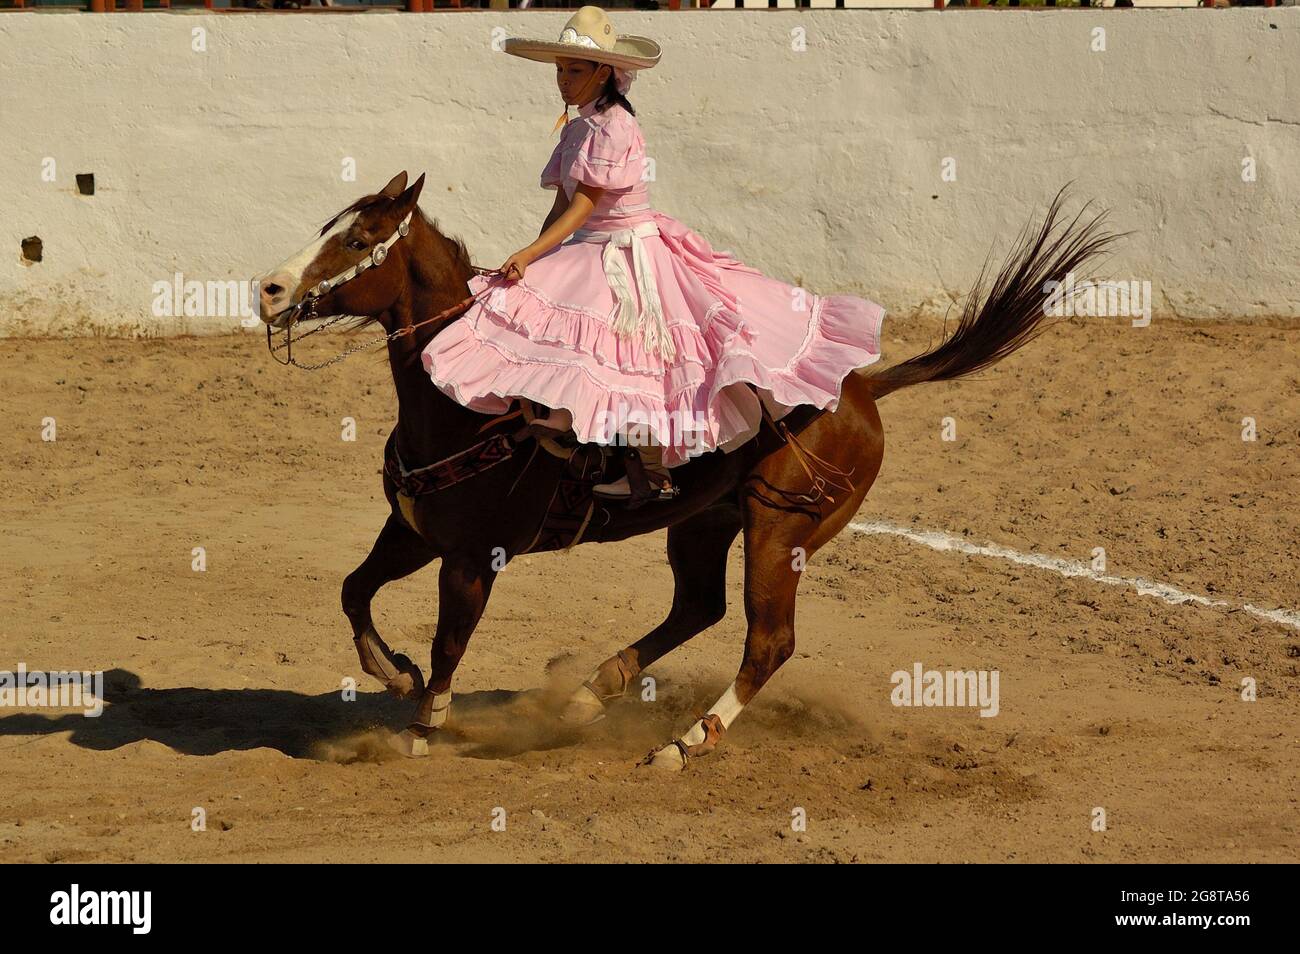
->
539;188;569;237
501;184;605;280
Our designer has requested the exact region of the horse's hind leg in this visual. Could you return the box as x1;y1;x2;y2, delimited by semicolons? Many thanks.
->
342;513;435;700
643;517;804;771
560;503;743;725
645;392;884;771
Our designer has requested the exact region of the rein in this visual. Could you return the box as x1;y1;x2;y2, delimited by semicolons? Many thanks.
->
266;265;501;371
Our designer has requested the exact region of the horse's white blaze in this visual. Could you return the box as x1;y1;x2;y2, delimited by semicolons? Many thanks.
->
256;211;358;319
278;211;357;288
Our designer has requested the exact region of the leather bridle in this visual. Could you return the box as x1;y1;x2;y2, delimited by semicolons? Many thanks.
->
263;209;500;371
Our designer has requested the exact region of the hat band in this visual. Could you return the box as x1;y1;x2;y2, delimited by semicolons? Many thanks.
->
557;28;605;52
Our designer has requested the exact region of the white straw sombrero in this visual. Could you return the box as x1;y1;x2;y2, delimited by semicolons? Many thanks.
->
504;5;661;72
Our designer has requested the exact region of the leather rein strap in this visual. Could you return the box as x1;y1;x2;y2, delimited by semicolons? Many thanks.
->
266;264;503;372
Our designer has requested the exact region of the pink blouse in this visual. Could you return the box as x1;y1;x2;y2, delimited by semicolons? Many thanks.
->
540;99;654;231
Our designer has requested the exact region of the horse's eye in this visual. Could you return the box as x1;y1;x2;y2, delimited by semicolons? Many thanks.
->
347;239;368;251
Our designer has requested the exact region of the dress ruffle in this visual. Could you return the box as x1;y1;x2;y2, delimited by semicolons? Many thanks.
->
467;273;711;379
423;210;885;468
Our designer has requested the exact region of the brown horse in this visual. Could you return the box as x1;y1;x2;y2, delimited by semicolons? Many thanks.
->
254;172;1114;770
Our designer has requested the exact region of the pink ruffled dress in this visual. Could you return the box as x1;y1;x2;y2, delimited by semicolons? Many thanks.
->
422;99;885;468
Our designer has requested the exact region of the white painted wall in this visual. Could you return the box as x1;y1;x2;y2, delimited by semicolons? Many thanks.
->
1;10;1297;336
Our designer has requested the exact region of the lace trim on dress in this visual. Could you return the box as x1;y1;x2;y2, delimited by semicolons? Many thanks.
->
485;274;700;333
470;300;709;379
456;320;673;399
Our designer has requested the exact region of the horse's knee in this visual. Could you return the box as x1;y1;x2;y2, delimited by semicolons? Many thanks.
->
738;626;796;696
671;595;727;632
762;628;796;670
341;571;370;619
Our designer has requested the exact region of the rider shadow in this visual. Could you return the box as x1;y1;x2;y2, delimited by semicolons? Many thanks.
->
0;669;576;761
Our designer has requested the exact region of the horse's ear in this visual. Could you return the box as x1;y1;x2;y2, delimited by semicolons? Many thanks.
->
395;172;426;212
379;171;408;199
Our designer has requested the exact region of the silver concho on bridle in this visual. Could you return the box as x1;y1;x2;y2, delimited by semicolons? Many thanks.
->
285;210;414;325
269;209;416;366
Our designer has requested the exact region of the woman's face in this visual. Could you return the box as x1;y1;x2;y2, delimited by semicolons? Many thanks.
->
555;57;610;107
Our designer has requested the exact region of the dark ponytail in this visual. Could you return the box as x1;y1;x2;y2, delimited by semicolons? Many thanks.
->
592;64;636;116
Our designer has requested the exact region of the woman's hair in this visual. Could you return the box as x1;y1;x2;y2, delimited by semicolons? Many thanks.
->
591;63;636;116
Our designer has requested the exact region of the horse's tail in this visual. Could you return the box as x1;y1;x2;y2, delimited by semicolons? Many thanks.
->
862;188;1121;401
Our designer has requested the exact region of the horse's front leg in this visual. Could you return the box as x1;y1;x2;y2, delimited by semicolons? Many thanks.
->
342;514;436;700
393;552;497;757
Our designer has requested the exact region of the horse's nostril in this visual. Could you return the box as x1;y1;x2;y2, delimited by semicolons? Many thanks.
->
263;283;284;297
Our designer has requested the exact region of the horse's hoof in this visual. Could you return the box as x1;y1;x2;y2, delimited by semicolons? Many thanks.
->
386;654;425;701
389;727;431;759
644;743;686;773
558;684;607;727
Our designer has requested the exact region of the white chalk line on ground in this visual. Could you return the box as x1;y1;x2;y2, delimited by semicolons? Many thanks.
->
848;520;1300;633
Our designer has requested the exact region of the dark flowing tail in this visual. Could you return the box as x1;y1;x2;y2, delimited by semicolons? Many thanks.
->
864;188;1121;400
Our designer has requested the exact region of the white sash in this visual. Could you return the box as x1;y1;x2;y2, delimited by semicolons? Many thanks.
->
569;220;674;361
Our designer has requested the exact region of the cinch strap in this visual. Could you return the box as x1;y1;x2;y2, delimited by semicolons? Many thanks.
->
570;220;674;361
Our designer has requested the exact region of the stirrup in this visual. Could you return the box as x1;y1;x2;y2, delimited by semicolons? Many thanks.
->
595;447;679;509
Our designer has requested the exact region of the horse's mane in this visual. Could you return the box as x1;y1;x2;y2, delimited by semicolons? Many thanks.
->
426;210;474;280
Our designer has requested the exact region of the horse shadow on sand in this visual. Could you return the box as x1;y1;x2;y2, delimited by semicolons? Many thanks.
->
0;669;637;762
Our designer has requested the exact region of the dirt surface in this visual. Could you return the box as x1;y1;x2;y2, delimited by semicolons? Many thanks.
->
1;315;1297;863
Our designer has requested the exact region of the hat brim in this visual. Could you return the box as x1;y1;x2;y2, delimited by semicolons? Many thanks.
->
503;35;661;72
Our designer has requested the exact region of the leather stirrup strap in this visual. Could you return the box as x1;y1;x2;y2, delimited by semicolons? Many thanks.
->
781;422;856;505
759;403;855;505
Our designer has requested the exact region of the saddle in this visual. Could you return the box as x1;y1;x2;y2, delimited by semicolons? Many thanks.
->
515;399;586;460
509;394;846;548
384;392;844;555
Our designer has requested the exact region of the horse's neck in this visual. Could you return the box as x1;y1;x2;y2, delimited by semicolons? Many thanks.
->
388;342;483;468
387;222;489;466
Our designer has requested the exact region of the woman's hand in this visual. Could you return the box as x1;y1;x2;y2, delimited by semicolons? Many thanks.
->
500;250;533;282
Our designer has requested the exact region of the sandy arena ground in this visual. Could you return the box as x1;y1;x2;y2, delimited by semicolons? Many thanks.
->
1;314;1297;863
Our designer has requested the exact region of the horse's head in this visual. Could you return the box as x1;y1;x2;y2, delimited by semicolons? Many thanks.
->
255;171;426;330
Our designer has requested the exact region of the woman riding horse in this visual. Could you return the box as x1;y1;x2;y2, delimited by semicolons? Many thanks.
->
421;6;886;506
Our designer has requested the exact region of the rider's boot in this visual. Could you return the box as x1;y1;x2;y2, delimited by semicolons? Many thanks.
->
593;442;680;508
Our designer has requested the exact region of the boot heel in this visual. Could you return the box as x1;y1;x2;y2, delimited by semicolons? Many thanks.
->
621;445;679;509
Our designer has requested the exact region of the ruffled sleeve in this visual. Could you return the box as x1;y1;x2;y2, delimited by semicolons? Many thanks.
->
539;140;565;191
565;114;646;191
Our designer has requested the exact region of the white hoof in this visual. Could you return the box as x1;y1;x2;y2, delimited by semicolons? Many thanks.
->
646;743;686;773
389;728;430;758
559;684;607;727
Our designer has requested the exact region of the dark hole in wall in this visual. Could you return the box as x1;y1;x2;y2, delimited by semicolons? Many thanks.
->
76;173;95;196
22;236;43;263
